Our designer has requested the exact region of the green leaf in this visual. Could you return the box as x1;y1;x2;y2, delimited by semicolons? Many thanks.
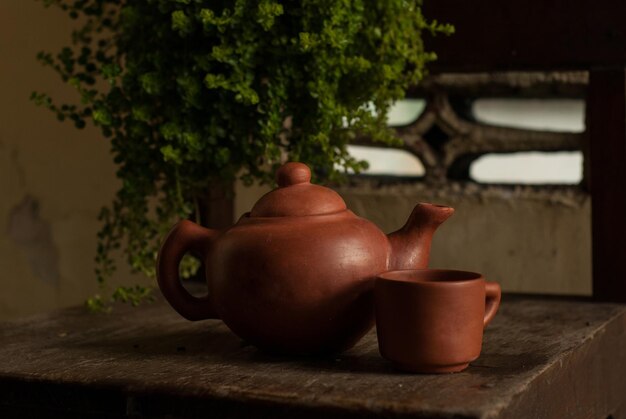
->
139;72;164;95
92;107;112;125
160;144;183;164
257;0;284;30
171;10;192;37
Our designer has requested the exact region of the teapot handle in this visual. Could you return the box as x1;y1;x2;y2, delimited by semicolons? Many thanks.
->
157;220;220;320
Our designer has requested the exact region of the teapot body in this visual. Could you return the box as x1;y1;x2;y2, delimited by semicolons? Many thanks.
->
207;211;389;354
157;162;454;355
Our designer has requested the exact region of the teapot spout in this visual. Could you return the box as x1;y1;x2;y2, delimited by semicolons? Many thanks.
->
387;203;454;271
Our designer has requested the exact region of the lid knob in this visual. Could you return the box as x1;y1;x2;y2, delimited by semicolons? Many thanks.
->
277;162;311;187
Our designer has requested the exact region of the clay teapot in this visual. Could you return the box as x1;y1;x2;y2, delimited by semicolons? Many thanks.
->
157;162;453;354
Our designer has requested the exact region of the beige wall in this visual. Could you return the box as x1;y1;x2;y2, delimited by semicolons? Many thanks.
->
0;2;144;320
0;2;591;321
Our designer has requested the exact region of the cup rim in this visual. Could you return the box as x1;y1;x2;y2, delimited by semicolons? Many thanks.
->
377;268;484;285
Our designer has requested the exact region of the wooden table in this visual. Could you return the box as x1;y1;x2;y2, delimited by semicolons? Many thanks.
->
0;294;624;418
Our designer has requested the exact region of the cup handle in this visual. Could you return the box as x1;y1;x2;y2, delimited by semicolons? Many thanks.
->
157;220;220;321
484;281;501;327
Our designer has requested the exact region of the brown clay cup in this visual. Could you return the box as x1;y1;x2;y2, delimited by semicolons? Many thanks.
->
375;269;501;373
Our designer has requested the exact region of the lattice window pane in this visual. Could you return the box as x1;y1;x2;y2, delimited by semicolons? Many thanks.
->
387;99;426;126
470;151;583;184
347;145;425;177
473;99;585;133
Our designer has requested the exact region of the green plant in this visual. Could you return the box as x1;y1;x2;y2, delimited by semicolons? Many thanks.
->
33;0;452;307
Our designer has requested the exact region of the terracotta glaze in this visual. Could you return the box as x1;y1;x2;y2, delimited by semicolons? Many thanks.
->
157;162;453;354
375;269;501;373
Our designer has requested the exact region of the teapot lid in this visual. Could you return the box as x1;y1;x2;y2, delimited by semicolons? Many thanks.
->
250;162;347;217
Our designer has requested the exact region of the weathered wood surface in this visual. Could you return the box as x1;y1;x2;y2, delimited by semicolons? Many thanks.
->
0;294;624;418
